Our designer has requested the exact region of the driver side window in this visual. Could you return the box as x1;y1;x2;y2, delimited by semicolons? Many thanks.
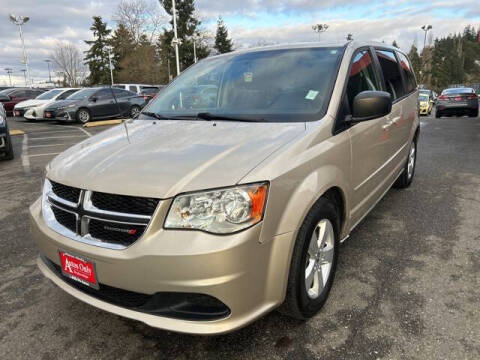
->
346;50;381;111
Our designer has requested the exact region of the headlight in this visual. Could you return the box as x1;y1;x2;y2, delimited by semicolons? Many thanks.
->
164;183;268;234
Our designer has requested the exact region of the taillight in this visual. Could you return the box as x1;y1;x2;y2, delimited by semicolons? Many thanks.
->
142;96;149;101
467;94;478;100
438;95;448;100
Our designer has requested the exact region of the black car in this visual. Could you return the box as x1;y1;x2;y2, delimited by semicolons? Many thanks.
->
43;87;147;124
436;87;478;118
0;103;13;160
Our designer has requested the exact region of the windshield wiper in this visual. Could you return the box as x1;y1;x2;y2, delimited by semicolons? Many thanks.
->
196;112;264;122
140;112;196;120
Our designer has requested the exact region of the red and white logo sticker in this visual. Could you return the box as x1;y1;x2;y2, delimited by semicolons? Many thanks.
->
59;252;98;288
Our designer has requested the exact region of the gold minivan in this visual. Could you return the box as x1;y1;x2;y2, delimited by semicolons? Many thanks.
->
30;41;419;335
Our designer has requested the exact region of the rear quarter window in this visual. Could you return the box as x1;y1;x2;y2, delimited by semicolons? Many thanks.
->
375;50;406;101
397;52;417;94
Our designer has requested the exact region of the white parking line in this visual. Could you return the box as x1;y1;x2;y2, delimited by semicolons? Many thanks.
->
29;143;69;148
29;135;87;140
21;134;30;175
28;152;61;158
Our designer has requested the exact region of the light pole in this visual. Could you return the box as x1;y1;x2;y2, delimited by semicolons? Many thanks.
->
421;25;432;50
21;69;27;86
9;14;31;87
192;34;199;63
312;23;329;40
44;59;52;83
4;68;13;87
108;49;114;86
171;0;181;76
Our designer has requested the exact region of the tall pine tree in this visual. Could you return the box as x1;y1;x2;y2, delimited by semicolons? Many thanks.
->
158;0;209;75
408;43;421;81
84;16;112;85
110;23;135;79
214;16;233;54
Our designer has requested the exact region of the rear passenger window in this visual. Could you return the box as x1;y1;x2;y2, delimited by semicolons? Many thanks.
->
396;52;416;94
375;50;405;100
346;50;381;110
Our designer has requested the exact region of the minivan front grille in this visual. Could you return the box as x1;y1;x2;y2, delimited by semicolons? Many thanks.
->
91;192;159;216
43;179;159;249
50;181;81;204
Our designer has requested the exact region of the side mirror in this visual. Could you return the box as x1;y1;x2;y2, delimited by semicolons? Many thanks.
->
90;96;97;102
349;91;392;122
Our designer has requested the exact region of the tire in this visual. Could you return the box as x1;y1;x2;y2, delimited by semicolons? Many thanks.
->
130;105;141;118
3;135;14;161
435;110;441;118
469;109;478;118
280;197;340;320
76;108;91;124
394;139;417;188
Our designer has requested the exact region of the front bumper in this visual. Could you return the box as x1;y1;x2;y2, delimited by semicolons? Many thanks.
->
44;109;76;122
23;108;44;120
30;198;293;334
419;106;430;115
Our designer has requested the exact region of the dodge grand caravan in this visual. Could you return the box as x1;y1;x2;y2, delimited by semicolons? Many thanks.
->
30;42;419;335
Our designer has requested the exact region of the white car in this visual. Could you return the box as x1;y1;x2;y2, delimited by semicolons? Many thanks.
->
113;84;159;94
14;88;80;120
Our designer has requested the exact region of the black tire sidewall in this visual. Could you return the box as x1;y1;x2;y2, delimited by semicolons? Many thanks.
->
294;199;340;318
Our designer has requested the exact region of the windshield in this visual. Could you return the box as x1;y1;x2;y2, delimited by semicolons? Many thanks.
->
143;47;344;122
0;89;16;95
36;89;63;100
66;88;98;100
418;94;429;101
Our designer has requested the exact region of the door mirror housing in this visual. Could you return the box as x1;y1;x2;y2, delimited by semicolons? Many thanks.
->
349;91;392;123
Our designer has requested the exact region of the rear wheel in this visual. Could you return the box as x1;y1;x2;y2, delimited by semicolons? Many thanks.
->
280;197;339;320
435;110;441;118
469;109;478;118
394;140;416;188
130;105;141;118
76;109;91;124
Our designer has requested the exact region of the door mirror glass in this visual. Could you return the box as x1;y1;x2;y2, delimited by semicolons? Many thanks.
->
351;91;392;121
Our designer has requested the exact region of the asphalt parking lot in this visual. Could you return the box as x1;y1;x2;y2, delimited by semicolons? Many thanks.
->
1;113;479;359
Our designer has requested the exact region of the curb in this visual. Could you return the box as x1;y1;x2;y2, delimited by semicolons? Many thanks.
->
9;129;25;136
83;119;124;128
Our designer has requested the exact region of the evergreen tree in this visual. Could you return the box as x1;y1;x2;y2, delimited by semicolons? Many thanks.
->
214;16;233;54
84;16;112;85
110;23;135;78
158;0;210;76
408;43;421;81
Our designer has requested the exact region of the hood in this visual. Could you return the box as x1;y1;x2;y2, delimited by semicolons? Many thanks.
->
14;99;48;109
45;99;77;110
47;119;305;198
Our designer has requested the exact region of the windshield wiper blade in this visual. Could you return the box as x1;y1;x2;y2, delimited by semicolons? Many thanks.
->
141;112;196;120
196;112;264;122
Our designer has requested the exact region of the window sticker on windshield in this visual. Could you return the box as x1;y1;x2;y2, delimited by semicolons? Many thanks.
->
244;72;253;82
305;90;319;100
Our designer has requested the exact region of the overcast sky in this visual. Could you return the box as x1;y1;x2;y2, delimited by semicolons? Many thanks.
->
1;0;479;86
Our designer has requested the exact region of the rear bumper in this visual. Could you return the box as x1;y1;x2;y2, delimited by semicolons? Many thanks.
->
437;101;478;111
30;198;294;334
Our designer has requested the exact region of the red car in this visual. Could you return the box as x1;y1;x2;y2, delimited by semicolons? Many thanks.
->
139;86;163;103
0;88;46;115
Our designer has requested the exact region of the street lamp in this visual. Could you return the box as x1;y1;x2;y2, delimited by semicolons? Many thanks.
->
108;49;114;86
4;68;13;87
421;25;432;50
312;23;329;40
9;14;31;87
171;0;181;76
44;59;52;83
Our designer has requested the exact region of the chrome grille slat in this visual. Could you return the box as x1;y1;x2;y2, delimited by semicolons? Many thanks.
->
42;179;158;250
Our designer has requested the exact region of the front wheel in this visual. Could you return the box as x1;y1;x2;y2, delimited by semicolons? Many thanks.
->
394;140;416;188
280;197;339;320
3;135;14;161
76;109;91;124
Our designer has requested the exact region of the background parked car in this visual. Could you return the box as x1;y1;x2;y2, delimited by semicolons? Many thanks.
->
436;87;478;118
139;86;162;103
43;87;146;124
0;88;46;115
418;93;434;115
0;103;13;160
14;88;80;120
113;83;161;95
